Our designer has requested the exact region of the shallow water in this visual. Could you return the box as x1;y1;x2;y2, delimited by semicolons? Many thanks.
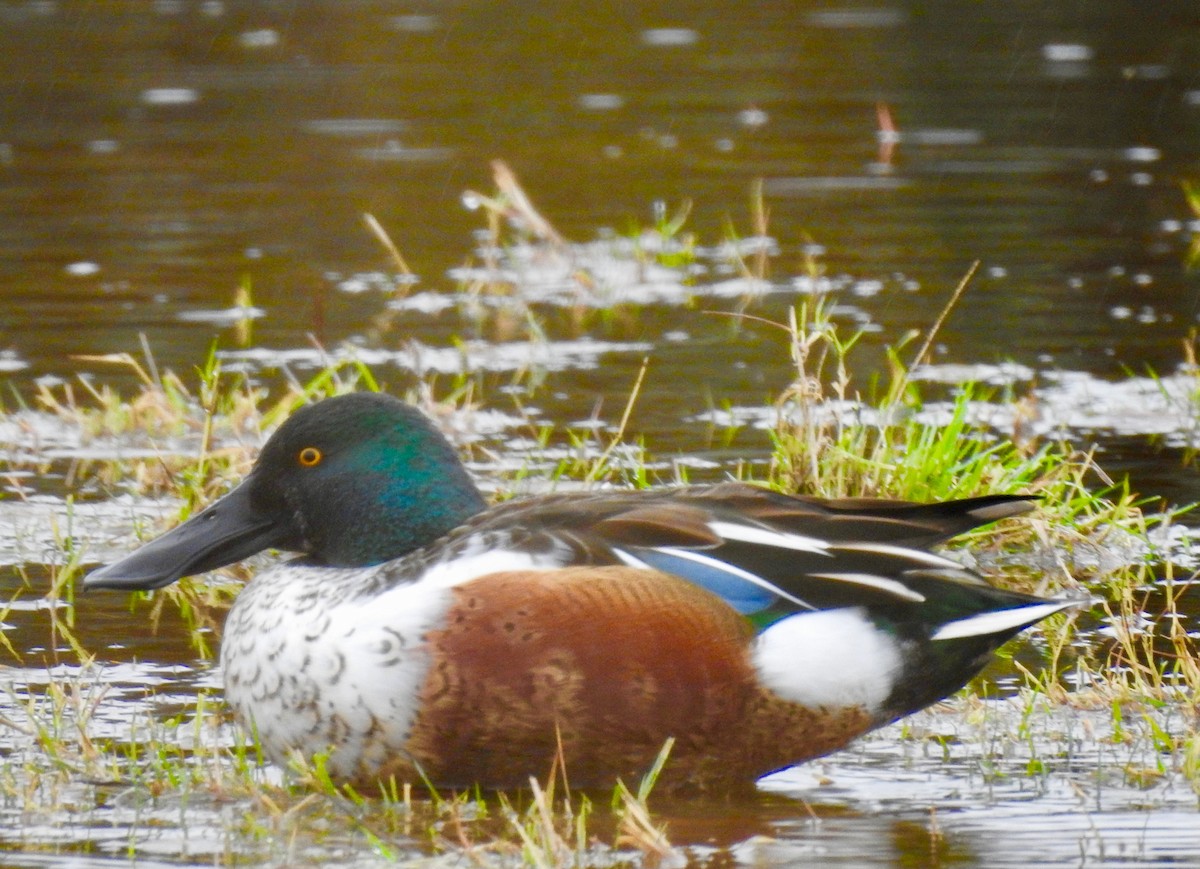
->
1;2;1198;428
2;0;1200;865
2;432;1199;866
2;611;1198;868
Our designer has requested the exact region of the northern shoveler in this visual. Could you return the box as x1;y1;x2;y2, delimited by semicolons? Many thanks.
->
85;391;1078;793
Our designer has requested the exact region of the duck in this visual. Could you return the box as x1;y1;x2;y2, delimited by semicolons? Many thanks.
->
85;391;1079;793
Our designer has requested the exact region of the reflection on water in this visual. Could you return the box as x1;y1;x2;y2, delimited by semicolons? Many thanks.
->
2;565;1196;868
2;1;1200;864
0;1;1197;401
2;418;1199;865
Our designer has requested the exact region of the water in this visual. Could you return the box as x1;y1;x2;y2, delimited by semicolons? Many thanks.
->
2;2;1198;406
1;0;1200;865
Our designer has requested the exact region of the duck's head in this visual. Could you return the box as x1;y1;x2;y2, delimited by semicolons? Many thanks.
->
84;392;487;591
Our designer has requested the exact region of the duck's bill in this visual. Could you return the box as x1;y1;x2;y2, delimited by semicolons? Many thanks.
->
84;478;289;592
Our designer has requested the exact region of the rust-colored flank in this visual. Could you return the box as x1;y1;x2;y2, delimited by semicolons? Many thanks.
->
382;568;873;793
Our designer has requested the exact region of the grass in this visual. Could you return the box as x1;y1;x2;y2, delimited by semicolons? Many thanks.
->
769;297;1154;552
2;318;1192;858
773;296;1198;716
0;657;678;866
0;175;1198;863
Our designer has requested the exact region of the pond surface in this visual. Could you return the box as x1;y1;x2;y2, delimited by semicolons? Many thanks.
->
1;0;1200;866
1;0;1199;451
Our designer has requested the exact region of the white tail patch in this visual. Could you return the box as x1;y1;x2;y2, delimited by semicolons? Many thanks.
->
752;607;900;712
708;520;831;554
931;601;1076;641
807;572;927;603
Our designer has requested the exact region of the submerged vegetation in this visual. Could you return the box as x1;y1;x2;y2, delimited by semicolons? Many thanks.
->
1;168;1198;864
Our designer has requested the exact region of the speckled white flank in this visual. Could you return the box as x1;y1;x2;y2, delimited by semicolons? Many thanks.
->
751;608;901;713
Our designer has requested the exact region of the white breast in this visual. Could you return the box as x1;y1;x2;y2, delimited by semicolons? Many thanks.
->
220;564;453;779
219;546;560;779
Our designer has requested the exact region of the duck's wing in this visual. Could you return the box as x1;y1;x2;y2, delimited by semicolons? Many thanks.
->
686;483;1037;548
583;485;1042;617
431;483;1047;623
389;483;1077;724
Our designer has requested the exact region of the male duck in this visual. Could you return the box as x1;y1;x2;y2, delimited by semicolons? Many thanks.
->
86;392;1077;793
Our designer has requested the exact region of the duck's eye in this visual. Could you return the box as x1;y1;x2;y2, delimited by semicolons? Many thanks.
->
298;447;322;467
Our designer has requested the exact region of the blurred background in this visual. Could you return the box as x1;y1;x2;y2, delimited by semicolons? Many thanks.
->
0;0;1198;487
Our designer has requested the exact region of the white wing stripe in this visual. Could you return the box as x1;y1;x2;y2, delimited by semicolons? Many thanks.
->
613;548;651;569
708;520;831;554
833;541;964;570
931;601;1075;641
807;572;927;603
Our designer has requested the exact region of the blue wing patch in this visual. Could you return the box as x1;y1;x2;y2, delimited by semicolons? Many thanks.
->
631;546;785;615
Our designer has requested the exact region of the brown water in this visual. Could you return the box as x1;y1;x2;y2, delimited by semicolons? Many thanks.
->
2;1;1200;865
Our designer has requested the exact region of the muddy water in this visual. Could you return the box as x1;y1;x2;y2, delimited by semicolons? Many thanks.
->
0;2;1198;434
2;1;1200;866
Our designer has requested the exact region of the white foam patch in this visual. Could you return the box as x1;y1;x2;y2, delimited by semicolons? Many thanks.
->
752;608;900;712
931;601;1076;641
708;520;831;554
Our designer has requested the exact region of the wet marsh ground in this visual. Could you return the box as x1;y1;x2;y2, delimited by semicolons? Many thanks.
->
2;1;1200;865
1;269;1199;865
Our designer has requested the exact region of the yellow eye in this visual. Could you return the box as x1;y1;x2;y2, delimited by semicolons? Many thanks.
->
298;447;322;467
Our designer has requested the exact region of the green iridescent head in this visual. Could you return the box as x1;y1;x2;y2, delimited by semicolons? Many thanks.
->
85;392;487;591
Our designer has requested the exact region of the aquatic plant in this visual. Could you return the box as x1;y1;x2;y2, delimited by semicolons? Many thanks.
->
0;187;1196;864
